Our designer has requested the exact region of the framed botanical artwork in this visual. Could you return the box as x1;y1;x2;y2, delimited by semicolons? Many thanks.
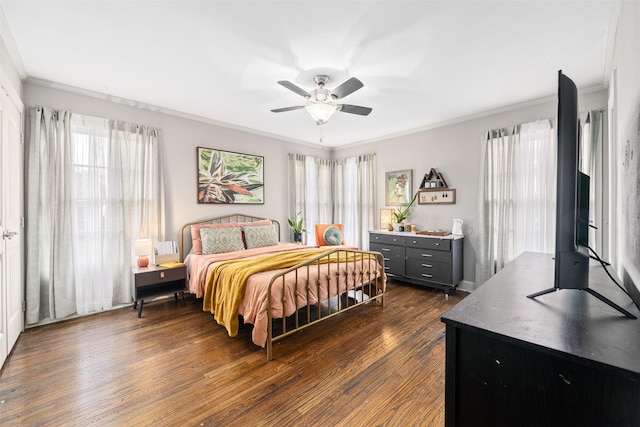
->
385;169;413;206
197;147;264;204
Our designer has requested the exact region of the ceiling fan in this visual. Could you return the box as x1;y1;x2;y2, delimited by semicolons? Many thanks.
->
271;75;372;125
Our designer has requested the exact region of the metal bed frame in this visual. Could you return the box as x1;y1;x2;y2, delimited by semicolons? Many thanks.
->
180;213;386;361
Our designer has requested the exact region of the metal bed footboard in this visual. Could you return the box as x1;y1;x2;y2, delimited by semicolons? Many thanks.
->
266;248;386;361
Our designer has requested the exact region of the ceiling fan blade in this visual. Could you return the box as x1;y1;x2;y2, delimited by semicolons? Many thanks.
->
331;77;364;99
337;104;372;116
277;81;311;98
271;105;306;113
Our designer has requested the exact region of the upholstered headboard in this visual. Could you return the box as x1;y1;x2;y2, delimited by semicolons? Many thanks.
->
179;213;281;261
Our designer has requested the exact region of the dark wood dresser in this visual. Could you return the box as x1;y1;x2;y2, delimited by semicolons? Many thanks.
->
369;231;463;293
441;252;640;427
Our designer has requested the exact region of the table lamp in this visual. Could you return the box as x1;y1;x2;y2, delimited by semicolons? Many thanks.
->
135;238;153;268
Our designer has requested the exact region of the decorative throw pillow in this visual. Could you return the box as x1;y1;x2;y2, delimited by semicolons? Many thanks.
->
315;223;345;246
322;226;344;246
190;223;238;255
243;224;279;249
200;227;245;255
190;219;271;254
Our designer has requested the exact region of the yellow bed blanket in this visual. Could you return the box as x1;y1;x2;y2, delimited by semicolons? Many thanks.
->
202;248;377;337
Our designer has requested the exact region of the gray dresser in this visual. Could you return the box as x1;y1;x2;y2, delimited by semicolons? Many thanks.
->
369;231;463;294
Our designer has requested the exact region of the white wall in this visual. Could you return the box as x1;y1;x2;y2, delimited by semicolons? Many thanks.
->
609;0;640;304
336;90;607;288
22;83;329;245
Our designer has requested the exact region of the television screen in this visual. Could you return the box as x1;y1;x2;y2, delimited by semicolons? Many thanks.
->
527;71;636;319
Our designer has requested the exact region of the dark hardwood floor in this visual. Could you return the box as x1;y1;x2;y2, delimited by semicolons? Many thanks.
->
0;281;466;426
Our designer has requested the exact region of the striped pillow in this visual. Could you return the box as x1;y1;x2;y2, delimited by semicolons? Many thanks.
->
242;224;279;249
200;227;245;254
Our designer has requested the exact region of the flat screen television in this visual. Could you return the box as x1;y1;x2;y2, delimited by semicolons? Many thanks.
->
527;70;636;319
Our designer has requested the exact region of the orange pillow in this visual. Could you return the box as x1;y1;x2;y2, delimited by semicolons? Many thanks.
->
315;224;345;246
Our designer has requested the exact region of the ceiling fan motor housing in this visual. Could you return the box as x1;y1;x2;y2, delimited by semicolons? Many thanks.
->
314;75;330;87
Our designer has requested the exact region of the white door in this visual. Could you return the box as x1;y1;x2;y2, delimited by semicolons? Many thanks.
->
0;84;23;368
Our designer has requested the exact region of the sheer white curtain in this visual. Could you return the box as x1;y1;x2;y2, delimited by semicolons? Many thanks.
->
476;120;556;285
334;154;377;249
288;153;376;248
303;157;332;245
25;107;76;322
288;154;332;245
288;153;307;241
581;110;603;252
26;107;165;324
356;154;377;249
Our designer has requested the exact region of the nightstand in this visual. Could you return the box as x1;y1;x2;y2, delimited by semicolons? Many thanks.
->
131;264;187;317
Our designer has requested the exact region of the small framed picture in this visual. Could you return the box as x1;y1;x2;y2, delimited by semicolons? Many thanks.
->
380;208;396;230
385;169;413;206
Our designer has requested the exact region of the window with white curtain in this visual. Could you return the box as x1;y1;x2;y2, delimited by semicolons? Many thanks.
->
25;107;165;325
70;116;113;314
476;120;556;285
288;153;376;248
476;113;604;286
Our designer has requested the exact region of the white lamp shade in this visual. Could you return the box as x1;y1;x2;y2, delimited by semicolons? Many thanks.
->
305;103;337;124
134;239;153;256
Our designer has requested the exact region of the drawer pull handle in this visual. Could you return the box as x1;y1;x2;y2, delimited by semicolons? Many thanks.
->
160;272;165;279
384;267;390;271
381;248;391;252
435;243;440;246
422;264;433;268
422;274;433;278
412;240;417;244
392;238;398;242
383;257;390;261
421;253;433;257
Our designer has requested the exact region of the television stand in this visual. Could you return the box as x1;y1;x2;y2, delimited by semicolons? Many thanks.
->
527;286;637;319
441;252;640;427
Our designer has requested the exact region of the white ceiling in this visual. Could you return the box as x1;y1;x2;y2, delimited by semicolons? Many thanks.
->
0;1;612;148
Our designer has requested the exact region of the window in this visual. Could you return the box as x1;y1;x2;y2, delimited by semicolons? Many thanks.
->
26;108;165;324
476;120;556;284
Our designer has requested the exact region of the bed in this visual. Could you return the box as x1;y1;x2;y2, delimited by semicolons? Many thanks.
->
180;213;386;360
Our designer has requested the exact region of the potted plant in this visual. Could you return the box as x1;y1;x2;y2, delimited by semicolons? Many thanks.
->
287;211;306;243
393;192;418;228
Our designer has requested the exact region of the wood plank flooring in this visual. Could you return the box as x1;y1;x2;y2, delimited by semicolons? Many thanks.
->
0;281;466;426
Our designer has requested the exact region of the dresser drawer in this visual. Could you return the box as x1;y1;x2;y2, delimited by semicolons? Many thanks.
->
405;237;451;251
405;259;452;284
405;247;451;264
370;233;406;246
134;266;186;287
382;257;405;276
370;242;404;257
370;242;405;276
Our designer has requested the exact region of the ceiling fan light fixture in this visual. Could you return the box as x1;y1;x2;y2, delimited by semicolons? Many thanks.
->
305;103;336;125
